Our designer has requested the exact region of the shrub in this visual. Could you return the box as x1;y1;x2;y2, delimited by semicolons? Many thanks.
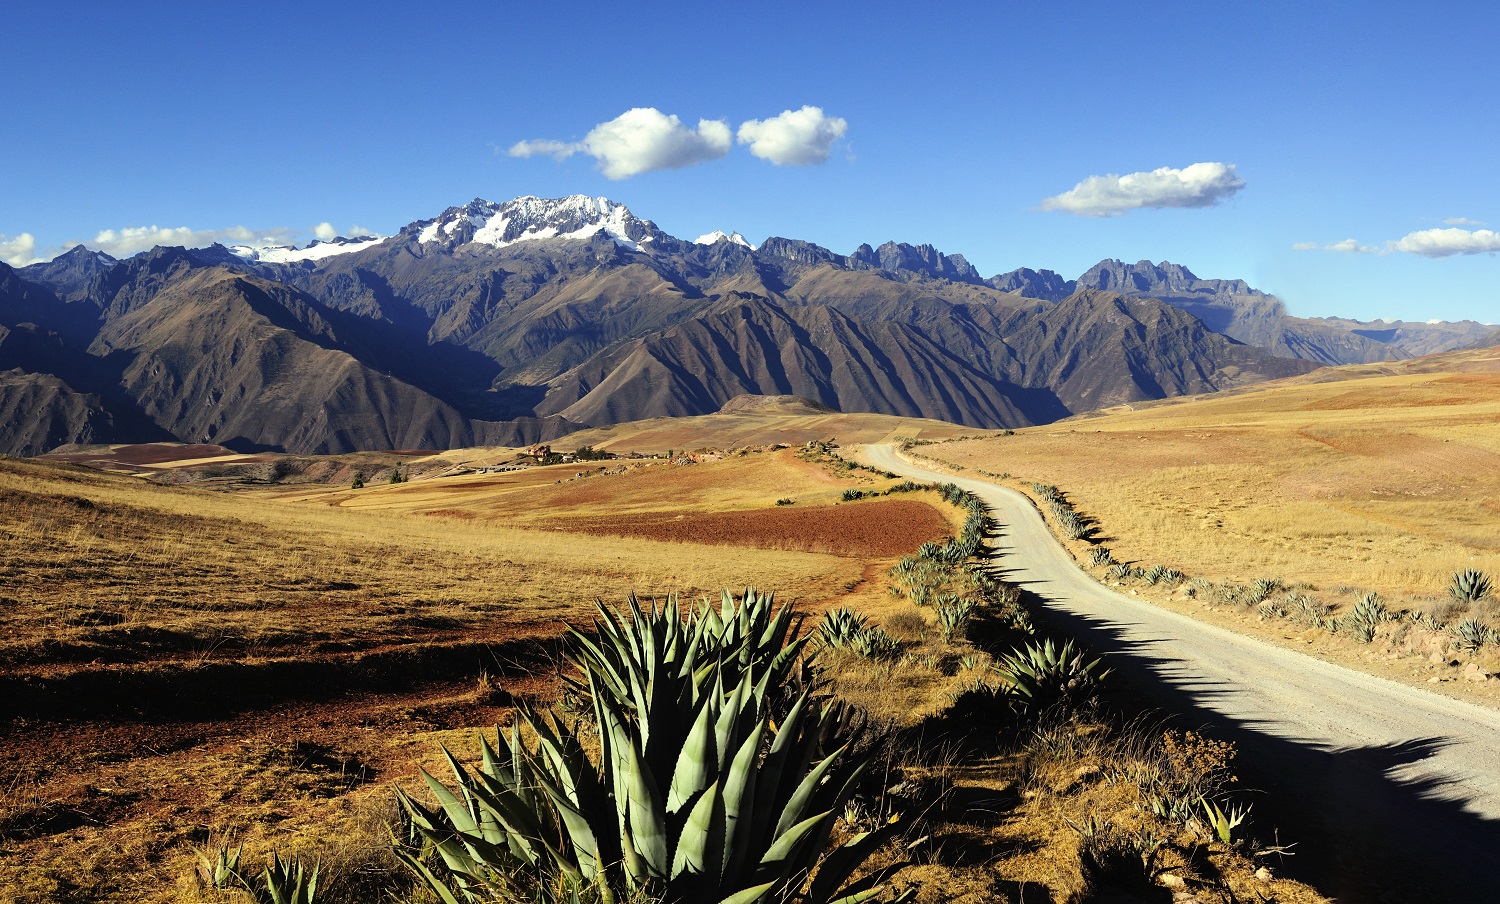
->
350;470;365;489
1088;547;1114;568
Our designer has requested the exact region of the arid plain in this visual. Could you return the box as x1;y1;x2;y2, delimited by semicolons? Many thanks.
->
11;347;1500;901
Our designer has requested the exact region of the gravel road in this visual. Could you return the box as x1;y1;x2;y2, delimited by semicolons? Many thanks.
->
864;444;1500;902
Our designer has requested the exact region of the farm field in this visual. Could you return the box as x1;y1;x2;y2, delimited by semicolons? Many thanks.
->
0;445;947;902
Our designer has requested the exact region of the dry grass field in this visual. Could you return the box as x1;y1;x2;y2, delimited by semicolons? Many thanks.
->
547;396;977;454
925;346;1500;602
0;446;953;902
906;346;1500;698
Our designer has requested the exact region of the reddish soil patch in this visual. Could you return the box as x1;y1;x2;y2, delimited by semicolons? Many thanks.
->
51;443;239;466
554;498;950;557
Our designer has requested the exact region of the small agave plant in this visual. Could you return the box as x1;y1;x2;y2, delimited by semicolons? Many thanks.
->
397;589;915;904
1450;568;1493;604
994;638;1109;716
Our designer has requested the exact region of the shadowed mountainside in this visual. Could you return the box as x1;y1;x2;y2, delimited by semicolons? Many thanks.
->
2;196;1339;454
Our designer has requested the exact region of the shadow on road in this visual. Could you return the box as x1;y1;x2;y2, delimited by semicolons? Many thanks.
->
994;549;1500;903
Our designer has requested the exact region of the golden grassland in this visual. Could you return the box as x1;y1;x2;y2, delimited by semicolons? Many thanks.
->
544;405;977;454
0;446;983;903
907;347;1500;700
925;354;1500;601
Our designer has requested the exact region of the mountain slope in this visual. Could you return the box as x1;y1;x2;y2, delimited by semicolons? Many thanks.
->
1;195;1353;455
536;294;1033;428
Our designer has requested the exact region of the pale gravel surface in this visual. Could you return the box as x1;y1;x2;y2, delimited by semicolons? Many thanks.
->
865;444;1500;902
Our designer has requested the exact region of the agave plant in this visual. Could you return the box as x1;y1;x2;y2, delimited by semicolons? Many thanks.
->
1198;797;1250;846
1088;547;1114;568
253;852;319;904
1342;592;1395;643
849;626;902;660
994;638;1109;716
399;590;913;904
1449;568;1493;604
934;596;976;644
1450;617;1497;654
194;844;246;891
817;607;871;650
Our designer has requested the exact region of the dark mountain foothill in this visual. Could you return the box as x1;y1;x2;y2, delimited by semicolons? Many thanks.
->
4;194;1478;456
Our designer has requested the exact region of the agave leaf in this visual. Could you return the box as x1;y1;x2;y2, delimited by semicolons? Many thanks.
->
625;735;670;877
773;745;849;838
422;764;480;837
825;890;889;904
670;779;726;888
720;718;766;880
749;688;814;843
714;670;753;773
755;808;833;888
392;847;467;904
668;690;721;813
805;822;905;904
714;880;778;904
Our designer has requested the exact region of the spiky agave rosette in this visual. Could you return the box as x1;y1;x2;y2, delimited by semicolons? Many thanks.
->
397;589;917;904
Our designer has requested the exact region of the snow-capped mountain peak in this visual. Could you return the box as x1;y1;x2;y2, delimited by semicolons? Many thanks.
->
413;195;670;252
694;230;755;250
229;233;387;264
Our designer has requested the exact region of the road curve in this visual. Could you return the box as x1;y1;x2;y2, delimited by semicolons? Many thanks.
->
864;444;1500;902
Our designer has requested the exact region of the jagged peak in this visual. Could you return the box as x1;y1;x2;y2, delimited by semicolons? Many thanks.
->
412;194;668;253
694;230;755;250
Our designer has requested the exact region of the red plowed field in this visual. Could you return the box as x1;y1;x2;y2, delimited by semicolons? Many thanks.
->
554;497;950;557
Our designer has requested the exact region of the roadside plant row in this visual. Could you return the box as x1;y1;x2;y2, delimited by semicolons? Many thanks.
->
810;477;1297;901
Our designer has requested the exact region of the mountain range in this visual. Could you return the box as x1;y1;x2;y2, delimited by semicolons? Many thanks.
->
2;195;1493;456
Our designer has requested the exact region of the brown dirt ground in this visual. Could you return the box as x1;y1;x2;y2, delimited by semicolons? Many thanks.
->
552;497;951;557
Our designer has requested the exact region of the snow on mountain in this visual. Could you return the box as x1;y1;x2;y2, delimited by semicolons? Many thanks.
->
694;230;755;250
413;195;668;252
231;235;387;264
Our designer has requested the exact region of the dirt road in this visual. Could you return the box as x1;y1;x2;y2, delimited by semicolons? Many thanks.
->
864;444;1500;902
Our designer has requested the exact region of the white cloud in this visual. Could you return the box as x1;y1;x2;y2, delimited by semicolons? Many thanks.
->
1292;238;1379;253
1444;217;1483;226
1040;162;1246;217
1293;227;1500;258
313;222;337;241
508;138;578;161
86;224;298;257
347;224;377;238
1;232;38;267
736;106;848;166
509;108;731;179
1388;227;1500;258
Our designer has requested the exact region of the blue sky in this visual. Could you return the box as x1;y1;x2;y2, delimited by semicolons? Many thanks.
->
2;1;1496;324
